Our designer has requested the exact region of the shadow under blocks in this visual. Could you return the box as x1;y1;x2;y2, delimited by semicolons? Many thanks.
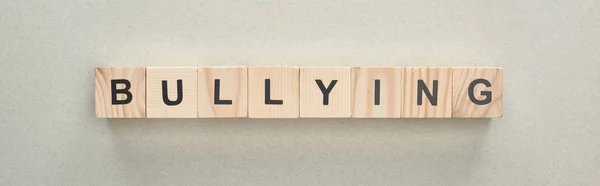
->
95;66;502;119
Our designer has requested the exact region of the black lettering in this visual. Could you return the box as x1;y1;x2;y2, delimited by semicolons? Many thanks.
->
417;80;438;106
111;79;132;104
468;79;492;105
162;79;183;106
265;79;283;105
315;79;337;105
374;79;380;105
214;79;232;105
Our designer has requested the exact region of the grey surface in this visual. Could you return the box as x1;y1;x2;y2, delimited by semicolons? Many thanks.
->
1;1;599;185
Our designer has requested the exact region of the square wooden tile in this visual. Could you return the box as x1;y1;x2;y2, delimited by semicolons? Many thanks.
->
146;67;198;118
300;67;351;118
351;67;402;118
402;67;452;118
95;67;146;118
198;67;247;118
452;67;503;118
248;67;300;118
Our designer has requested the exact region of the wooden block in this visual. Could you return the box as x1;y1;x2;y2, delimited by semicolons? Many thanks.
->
146;67;198;118
402;67;452;118
197;67;247;118
351;67;402;118
452;67;503;118
95;67;146;118
300;67;351;118
248;67;300;118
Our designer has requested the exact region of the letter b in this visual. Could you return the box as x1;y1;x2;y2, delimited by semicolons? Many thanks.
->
111;79;133;105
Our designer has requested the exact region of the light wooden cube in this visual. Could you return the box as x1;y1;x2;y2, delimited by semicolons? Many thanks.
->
402;67;452;118
146;67;198;118
452;67;503;118
248;67;300;118
300;67;351;118
198;67;247;118
95;67;146;118
351;67;402;118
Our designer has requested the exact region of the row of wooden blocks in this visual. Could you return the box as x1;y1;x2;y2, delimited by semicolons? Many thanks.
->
95;67;503;118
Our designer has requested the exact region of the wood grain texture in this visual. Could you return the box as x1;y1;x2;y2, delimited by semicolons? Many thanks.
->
300;67;351;118
452;67;503;118
248;67;300;118
95;67;146;118
402;67;452;118
351;67;402;118
146;67;198;118
198;67;247;118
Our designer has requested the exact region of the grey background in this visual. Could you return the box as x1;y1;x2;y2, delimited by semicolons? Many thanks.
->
1;1;599;185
